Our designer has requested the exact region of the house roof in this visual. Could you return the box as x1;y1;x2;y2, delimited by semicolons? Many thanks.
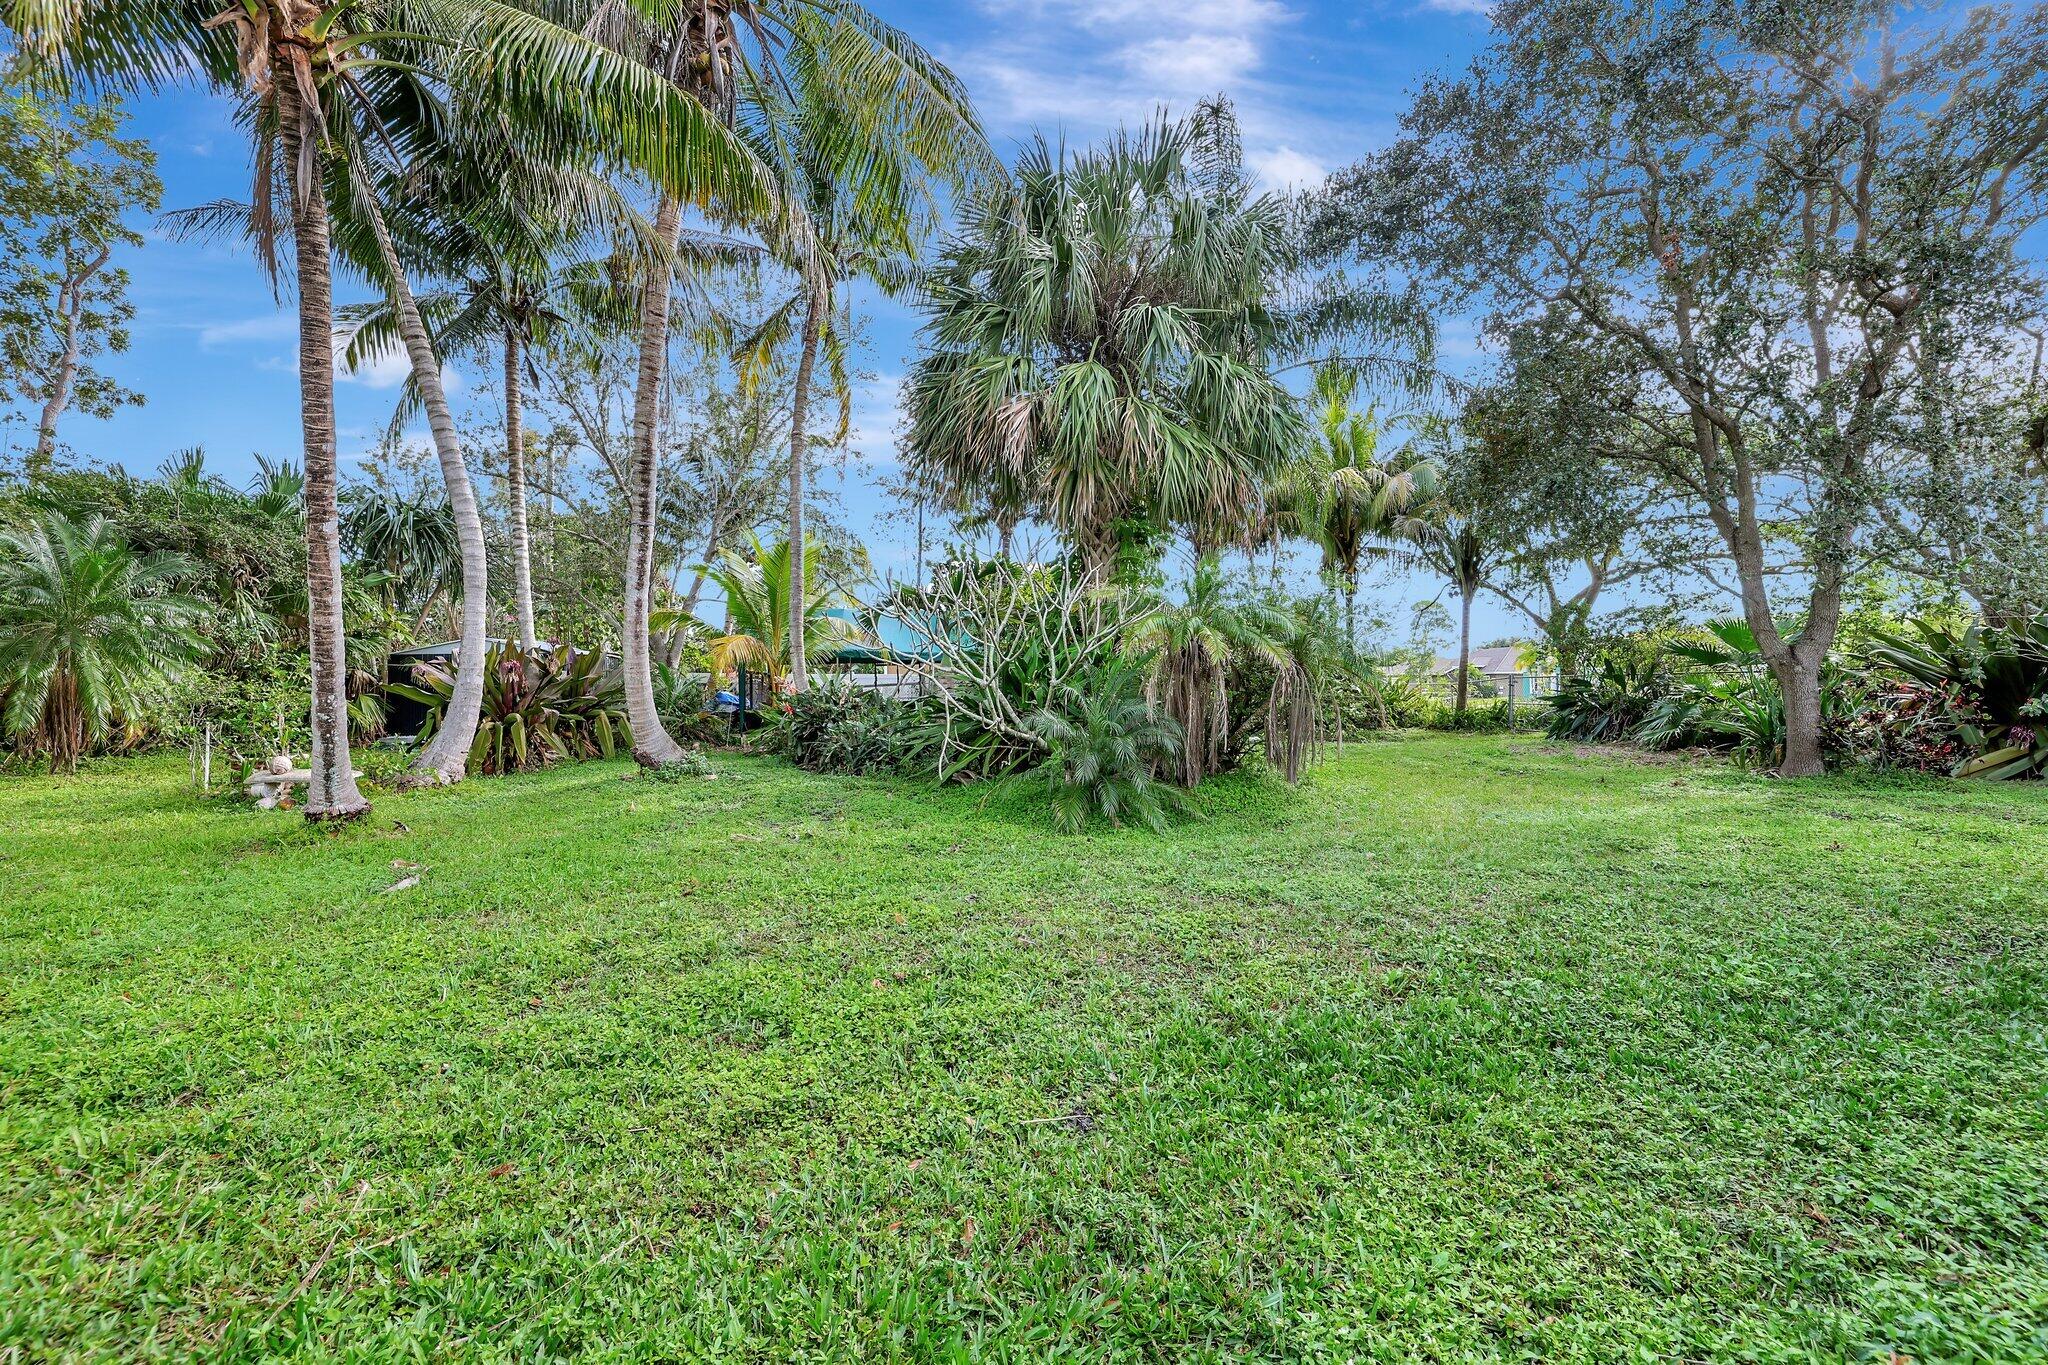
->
1426;647;1536;675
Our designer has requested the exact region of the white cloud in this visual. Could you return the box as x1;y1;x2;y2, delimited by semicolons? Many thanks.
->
953;0;1382;211
197;313;296;347
841;372;904;468
1249;145;1326;191
337;347;415;390
1418;0;1494;14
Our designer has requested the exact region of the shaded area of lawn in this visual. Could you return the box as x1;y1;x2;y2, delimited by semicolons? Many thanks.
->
2;736;2045;1360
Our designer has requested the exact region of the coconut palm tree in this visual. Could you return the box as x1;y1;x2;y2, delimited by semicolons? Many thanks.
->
904;106;1310;577
0;512;205;773
567;0;986;764
9;0;785;813
735;88;970;691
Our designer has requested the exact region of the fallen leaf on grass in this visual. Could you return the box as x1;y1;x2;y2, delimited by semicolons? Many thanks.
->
382;875;420;894
484;1162;517;1179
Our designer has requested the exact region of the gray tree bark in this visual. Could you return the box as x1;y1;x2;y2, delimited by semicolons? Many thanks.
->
353;164;488;784
624;197;688;766
505;324;538;651
279;79;369;821
786;279;826;692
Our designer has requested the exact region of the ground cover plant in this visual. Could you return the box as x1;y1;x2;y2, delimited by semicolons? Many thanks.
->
3;736;2045;1360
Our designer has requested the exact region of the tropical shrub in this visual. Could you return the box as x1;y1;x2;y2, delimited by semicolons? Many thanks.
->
390;641;629;776
0;511;206;771
1862;619;2048;779
1546;651;1669;743
1021;658;1190;834
765;680;934;777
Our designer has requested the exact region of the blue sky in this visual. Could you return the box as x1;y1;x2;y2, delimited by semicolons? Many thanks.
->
9;0;1520;647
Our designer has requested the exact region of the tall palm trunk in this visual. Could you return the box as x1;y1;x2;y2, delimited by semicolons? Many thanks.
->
786;278;826;692
280;80;369;821
624;196;687;767
354;165;488;783
505;323;537;651
1455;581;1473;718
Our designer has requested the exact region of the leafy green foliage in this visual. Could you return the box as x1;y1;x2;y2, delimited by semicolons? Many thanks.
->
904;106;1310;561
1021;658;1189;833
1546;652;1669;744
764;679;934;778
389;641;628;776
0;510;204;771
1864;619;2048;779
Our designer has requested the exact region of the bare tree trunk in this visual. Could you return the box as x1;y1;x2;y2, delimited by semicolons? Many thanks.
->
624;196;687;767
1455;582;1473;718
31;250;104;470
505;324;537;651
787;279;826;692
280;82;369;821
353;166;487;785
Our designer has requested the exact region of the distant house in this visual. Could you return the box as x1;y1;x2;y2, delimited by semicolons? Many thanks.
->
1404;646;1559;699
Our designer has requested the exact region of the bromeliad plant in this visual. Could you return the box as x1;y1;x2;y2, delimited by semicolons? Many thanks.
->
1865;619;2048;779
389;641;628;776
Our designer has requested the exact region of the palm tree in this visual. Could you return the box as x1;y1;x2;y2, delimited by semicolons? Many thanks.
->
0;512;204;773
904;106;1308;577
1263;595;1340;785
11;0;785;813
692;534;862;695
339;490;460;632
1284;365;1439;649
735;86;978;691
1415;509;1504;719
1133;556;1278;788
572;0;987;762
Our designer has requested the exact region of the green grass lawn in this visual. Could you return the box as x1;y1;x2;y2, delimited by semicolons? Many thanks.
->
3;736;2046;1361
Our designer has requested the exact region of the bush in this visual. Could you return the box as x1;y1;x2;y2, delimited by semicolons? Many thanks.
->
1546;652;1670;743
1860;618;2048;778
389;641;630;775
1020;657;1190;833
763;680;935;777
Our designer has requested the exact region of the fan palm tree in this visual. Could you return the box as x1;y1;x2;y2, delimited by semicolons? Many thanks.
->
689;534;862;695
339;489;459;630
904;105;1310;577
0;512;205;773
9;0;785;813
569;0;987;763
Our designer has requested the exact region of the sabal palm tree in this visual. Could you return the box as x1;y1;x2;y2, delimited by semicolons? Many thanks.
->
0;512;205;773
572;0;987;763
692;534;862;694
10;0;785;813
905;106;1308;577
